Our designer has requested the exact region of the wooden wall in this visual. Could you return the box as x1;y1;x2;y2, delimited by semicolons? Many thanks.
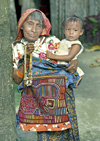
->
50;0;100;40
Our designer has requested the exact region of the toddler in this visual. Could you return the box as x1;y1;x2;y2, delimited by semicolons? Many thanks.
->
46;15;84;76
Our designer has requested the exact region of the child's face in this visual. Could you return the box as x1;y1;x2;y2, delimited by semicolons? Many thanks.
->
63;21;84;41
21;16;43;42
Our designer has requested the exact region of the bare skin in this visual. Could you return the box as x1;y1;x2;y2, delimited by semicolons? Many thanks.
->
66;59;78;73
46;44;80;62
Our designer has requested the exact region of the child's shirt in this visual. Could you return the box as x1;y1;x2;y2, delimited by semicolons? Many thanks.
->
55;39;84;76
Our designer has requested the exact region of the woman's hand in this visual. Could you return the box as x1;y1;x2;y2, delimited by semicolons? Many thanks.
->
46;50;54;59
26;43;34;57
65;59;78;73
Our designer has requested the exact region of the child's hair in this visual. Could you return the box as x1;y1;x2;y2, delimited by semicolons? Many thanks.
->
62;14;84;29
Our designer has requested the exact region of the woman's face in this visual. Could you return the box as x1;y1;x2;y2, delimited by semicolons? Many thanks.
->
21;16;43;42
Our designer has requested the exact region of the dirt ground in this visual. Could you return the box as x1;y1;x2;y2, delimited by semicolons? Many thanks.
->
16;51;100;141
75;51;100;141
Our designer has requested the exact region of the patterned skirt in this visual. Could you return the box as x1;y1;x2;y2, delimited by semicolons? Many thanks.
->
37;87;80;141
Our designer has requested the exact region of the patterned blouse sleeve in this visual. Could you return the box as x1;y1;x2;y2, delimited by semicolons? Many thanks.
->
45;36;60;51
12;41;24;69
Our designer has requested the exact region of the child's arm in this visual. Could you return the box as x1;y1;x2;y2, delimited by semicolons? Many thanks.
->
46;44;81;62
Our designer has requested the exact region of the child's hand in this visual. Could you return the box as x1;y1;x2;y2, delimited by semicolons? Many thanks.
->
46;50;54;59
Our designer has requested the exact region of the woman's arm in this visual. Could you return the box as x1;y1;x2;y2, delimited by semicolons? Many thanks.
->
46;44;80;62
13;43;34;84
13;64;24;84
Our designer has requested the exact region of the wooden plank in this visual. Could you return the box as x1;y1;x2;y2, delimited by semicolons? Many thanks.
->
21;0;36;14
50;0;100;40
89;0;100;15
65;0;89;19
50;0;58;37
55;0;59;38
58;0;65;40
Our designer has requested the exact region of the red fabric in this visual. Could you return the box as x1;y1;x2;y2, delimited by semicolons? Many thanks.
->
15;9;51;41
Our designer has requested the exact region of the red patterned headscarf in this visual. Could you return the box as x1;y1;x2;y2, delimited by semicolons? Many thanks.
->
15;9;51;41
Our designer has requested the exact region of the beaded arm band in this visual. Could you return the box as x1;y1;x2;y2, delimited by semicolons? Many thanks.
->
17;70;24;78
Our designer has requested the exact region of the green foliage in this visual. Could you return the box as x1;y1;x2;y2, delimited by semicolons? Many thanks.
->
14;83;21;107
88;17;98;36
84;12;100;45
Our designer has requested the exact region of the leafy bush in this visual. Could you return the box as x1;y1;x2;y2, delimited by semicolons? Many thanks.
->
84;12;100;45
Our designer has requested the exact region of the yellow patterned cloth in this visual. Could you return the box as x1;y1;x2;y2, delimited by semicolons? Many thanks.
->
56;39;84;77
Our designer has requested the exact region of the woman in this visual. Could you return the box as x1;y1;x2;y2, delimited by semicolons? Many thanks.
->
13;9;80;141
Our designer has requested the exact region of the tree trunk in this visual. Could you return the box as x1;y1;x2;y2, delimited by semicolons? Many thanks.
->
9;0;17;42
0;0;16;141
